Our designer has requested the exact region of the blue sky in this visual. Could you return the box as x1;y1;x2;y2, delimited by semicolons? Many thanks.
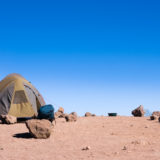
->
0;0;160;115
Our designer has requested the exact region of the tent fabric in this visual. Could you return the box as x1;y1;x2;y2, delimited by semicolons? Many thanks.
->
0;74;45;117
24;85;37;113
0;83;14;115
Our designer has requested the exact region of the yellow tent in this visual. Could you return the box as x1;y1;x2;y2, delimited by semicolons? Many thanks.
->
0;74;45;117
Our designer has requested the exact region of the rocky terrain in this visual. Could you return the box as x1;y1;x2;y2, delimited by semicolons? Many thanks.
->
0;116;160;160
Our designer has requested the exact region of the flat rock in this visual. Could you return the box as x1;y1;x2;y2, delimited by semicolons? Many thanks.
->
26;119;52;139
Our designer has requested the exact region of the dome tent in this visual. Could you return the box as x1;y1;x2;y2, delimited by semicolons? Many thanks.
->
0;74;45;117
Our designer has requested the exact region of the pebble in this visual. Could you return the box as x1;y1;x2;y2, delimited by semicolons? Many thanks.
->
82;146;91;151
122;146;127;150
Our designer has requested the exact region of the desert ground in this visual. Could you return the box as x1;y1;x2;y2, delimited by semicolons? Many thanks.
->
0;116;160;160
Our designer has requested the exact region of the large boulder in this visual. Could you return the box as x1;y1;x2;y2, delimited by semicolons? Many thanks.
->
132;105;145;117
0;115;17;124
26;119;52;139
65;113;77;122
150;111;160;120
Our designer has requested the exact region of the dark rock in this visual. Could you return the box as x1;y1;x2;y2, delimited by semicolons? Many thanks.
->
150;115;158;120
132;105;145;117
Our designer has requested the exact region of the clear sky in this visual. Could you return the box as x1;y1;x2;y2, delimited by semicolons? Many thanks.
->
0;0;160;116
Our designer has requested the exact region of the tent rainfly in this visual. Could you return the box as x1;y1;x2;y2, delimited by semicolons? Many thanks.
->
0;74;45;117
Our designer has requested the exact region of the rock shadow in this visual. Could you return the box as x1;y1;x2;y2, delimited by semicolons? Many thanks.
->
13;132;33;139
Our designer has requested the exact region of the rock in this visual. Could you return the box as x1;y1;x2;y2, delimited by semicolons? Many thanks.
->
58;107;64;113
59;113;66;118
152;111;160;116
132;105;145;117
55;107;65;119
26;119;52;139
144;125;149;128
122;146;127;150
54;111;65;119
114;152;119;155
65;113;77;122
85;112;96;117
131;140;149;146
0;115;17;124
82;146;91;151
85;112;92;117
70;112;78;117
150;111;160;120
84;112;92;117
150;115;158;120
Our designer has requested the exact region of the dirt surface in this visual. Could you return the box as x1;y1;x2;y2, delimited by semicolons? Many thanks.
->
0;116;160;160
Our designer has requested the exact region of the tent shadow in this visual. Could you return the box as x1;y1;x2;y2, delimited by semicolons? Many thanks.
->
13;132;33;139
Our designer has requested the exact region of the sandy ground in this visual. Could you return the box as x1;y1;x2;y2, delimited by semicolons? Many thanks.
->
0;116;160;160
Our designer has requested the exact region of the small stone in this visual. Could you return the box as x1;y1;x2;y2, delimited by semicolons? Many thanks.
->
65;114;77;122
54;111;65;119
85;112;95;117
82;146;91;151
122;146;127;150
145;125;149;128
58;107;64;113
114;152;119;155
85;112;92;117
70;112;78;117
